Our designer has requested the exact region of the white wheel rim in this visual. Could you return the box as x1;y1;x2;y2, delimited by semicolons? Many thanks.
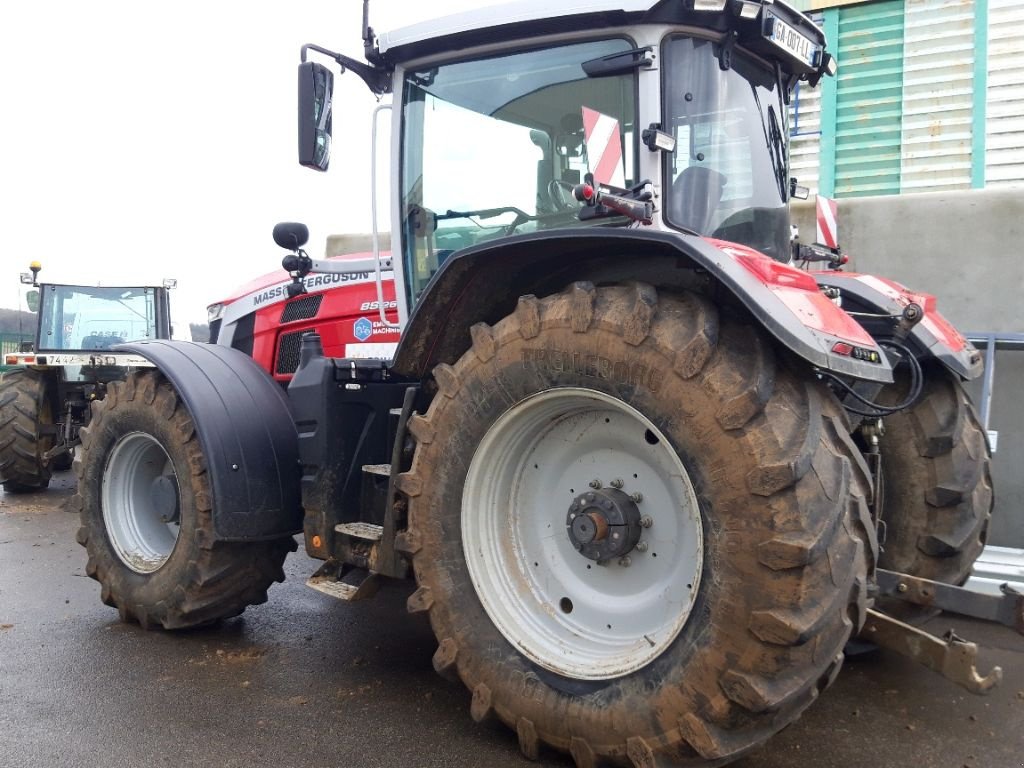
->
462;388;703;680
102;432;181;574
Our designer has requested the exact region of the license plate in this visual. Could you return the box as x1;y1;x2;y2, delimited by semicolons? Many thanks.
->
765;14;817;68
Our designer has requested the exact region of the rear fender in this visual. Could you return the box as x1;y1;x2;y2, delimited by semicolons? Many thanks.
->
114;340;303;541
390;229;893;384
815;273;983;380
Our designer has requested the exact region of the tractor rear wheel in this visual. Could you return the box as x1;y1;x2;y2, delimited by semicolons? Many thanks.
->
0;368;55;493
876;363;992;621
399;284;876;766
73;371;295;629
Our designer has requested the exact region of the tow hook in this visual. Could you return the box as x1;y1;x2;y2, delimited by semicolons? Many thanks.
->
866;569;1024;695
862;610;1002;695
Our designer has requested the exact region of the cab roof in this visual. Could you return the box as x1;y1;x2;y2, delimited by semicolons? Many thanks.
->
378;1;655;55
377;0;823;67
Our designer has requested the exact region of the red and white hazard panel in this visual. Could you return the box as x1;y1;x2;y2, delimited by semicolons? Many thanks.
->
582;106;625;188
816;195;839;249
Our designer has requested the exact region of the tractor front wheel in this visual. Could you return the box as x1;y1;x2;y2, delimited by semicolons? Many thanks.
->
73;372;295;629
400;283;876;766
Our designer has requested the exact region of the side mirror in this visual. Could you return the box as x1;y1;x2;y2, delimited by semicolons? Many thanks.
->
298;61;334;171
25;290;39;313
273;222;310;251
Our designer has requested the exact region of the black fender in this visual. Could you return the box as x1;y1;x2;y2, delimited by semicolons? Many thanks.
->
814;273;984;380
390;228;893;383
114;340;302;541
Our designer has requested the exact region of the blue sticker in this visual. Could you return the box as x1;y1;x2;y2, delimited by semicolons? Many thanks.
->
353;317;373;342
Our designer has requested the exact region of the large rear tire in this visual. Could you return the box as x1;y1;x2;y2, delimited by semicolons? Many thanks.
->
73;371;296;629
399;284;876;766
0;368;54;493
876;363;992;620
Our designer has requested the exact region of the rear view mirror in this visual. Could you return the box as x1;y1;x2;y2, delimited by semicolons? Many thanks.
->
25;290;39;313
298;61;334;171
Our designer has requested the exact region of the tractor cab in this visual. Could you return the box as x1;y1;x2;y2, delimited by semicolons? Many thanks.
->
293;0;832;326
32;283;170;355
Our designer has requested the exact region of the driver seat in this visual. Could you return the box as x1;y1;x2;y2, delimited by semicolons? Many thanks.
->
669;166;727;234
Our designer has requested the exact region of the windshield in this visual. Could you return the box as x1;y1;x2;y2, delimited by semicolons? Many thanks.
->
663;36;791;261
38;285;159;351
400;38;637;304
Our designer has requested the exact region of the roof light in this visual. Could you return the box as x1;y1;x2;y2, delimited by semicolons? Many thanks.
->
19;272;33;285
642;126;676;153
693;0;727;11
736;1;761;19
163;278;178;290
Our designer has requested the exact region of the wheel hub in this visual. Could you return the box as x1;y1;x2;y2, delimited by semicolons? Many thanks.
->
151;474;180;524
566;488;642;562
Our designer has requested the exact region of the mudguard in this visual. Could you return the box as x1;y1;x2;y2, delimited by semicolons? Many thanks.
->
114;340;303;541
390;228;894;384
814;273;984;380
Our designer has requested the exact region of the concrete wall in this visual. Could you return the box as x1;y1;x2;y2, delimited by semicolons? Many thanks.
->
792;188;1024;333
794;188;1024;546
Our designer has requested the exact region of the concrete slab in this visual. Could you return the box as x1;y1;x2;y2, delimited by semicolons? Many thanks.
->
2;474;1022;768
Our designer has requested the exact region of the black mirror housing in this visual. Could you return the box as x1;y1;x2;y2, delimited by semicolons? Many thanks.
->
298;61;334;171
273;222;310;251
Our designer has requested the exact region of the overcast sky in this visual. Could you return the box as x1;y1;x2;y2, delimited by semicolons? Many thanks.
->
0;1;500;323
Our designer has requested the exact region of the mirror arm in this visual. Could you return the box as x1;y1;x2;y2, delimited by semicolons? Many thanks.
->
301;43;391;95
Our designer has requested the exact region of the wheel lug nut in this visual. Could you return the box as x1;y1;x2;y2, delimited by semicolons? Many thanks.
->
631;492;643;503
636;542;648;553
589;479;602;489
640;515;653;528
619;556;631;567
610;478;623;489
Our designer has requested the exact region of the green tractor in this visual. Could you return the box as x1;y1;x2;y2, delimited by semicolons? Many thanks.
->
0;263;175;492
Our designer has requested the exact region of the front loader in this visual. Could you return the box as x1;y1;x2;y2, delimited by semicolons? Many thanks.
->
73;2;1019;765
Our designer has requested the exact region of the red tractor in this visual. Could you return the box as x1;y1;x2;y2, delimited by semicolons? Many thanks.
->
72;2;1018;765
204;244;397;384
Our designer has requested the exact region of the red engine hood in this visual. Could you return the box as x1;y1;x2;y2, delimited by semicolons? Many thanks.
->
210;251;388;308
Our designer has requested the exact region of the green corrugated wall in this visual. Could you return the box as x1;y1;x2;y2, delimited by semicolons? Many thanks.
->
833;1;906;196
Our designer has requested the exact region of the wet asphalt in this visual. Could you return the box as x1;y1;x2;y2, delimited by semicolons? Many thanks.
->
1;473;1022;768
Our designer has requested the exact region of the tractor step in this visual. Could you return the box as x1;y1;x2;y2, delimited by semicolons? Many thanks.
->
306;567;379;602
335;522;384;541
362;463;391;477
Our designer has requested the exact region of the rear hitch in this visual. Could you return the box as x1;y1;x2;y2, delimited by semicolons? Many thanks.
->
863;569;1024;695
861;609;1002;695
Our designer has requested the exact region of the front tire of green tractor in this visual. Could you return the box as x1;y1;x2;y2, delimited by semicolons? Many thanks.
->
72;371;296;630
0;368;55;493
399;284;876;766
875;363;993;622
